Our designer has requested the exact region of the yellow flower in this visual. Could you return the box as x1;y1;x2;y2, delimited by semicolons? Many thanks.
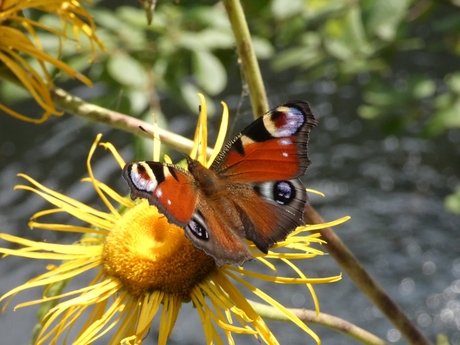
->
0;97;346;344
0;0;103;123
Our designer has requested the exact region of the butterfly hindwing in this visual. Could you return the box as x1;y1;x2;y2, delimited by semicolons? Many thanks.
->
205;101;315;255
243;178;307;252
184;200;254;266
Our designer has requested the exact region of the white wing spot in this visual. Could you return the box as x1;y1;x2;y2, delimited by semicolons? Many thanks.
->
131;170;158;192
275;108;304;137
278;138;292;146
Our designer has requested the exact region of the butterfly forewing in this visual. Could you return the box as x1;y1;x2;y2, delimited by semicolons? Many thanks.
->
122;161;198;227
211;101;317;181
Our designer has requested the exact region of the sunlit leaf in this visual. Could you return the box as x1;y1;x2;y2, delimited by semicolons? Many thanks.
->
271;0;304;20
128;89;149;114
445;187;460;214
412;78;436;99
272;46;321;71
108;53;147;88
193;50;226;95
181;82;215;116
197;29;234;50
252;37;274;59
366;0;410;41
358;105;381;119
446;72;460;94
323;6;372;60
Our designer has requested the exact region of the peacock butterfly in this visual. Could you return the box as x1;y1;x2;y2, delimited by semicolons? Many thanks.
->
122;101;317;266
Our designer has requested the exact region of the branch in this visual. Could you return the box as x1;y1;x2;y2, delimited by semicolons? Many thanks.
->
304;204;433;345
51;87;212;156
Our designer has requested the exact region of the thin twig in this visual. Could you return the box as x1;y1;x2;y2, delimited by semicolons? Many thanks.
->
250;301;389;345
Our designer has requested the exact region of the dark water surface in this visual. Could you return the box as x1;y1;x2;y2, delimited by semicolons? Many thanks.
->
1;78;460;345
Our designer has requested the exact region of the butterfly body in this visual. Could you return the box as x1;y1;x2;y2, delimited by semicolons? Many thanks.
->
123;101;317;266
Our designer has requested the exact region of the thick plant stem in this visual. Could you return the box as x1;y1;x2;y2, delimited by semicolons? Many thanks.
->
222;0;268;119
304;204;433;345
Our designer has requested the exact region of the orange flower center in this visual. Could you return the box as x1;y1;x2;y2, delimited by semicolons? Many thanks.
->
102;200;216;298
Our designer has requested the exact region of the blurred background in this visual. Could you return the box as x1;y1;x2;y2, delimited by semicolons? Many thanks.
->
0;0;460;344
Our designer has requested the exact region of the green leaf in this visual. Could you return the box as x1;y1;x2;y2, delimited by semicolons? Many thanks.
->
446;72;460;94
272;46;321;71
127;89;149;115
323;5;372;60
192;50;227;95
0;81;31;103
366;0;410;41
252;36;274;59
426;96;460;135
107;53;147;88
198;29;234;49
181;82;216;116
271;0;304;20
412;78;436;99
358;105;381;119
445;187;460;214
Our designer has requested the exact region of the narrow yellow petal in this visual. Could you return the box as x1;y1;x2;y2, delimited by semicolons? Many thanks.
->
99;142;127;169
226;270;320;344
86;134;121;219
80;178;134;208
208;101;229;167
306;188;325;197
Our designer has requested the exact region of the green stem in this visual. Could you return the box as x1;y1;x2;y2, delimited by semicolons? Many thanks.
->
222;0;268;118
250;301;388;345
304;204;433;345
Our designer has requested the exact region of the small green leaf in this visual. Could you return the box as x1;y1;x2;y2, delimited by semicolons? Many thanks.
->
412;78;436;99
252;36;274;59
445;187;460;214
272;46;321;71
192;50;227;95
180;82;216;116
323;6;372;60
197;29;234;50
366;0;410;41
271;0;304;20
1;81;31;103
128;89;149;114
446;72;460;94
107;53;147;88
358;105;381;119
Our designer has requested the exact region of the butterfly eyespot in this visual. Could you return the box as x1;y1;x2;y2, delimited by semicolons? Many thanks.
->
187;215;209;241
273;181;296;205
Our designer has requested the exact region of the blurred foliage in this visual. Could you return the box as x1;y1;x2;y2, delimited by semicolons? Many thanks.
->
2;0;459;129
1;0;459;207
